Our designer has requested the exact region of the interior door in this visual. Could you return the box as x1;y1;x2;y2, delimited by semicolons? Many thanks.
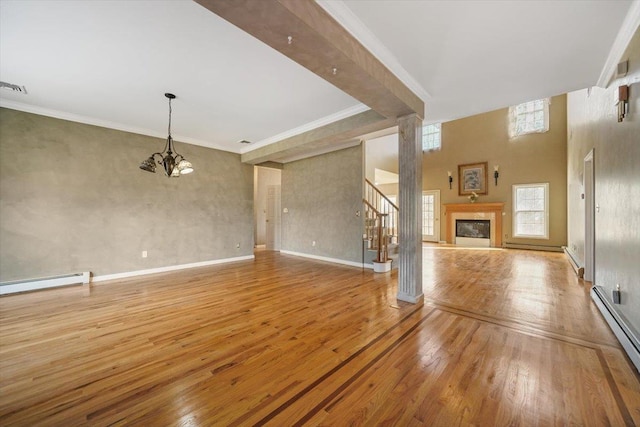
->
422;190;440;242
266;185;281;251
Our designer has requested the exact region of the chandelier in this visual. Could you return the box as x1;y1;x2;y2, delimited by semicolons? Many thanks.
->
140;93;194;177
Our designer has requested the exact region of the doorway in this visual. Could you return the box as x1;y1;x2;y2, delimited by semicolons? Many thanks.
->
422;190;441;242
254;166;282;250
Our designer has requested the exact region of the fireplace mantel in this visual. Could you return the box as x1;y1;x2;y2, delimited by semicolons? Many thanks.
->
444;202;505;247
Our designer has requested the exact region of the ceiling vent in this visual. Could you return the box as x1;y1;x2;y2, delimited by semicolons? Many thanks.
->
0;81;28;95
238;140;252;144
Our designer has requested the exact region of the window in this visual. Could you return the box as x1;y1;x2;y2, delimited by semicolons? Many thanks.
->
513;183;549;239
422;123;441;151
509;98;549;137
422;193;434;237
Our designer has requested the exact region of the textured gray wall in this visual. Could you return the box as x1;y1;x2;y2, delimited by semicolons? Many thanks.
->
566;29;640;330
281;145;364;263
0;108;254;281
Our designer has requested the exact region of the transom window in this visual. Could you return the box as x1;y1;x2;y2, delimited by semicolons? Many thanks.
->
509;98;549;137
513;183;549;239
422;123;441;151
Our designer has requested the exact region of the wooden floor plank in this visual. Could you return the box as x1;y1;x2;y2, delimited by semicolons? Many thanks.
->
1;247;638;426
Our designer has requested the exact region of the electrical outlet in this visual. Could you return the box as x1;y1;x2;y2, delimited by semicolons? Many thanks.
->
312;241;316;247
236;243;240;249
142;250;147;258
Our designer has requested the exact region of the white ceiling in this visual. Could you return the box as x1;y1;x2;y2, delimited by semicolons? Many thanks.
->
0;0;636;155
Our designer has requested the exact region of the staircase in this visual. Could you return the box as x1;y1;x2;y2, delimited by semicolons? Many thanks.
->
363;179;399;269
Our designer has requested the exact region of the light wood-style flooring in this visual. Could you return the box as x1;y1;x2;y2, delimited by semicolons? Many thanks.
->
1;246;639;426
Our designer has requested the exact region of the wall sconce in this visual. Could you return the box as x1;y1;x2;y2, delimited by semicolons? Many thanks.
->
448;171;453;189
494;165;499;186
617;85;629;122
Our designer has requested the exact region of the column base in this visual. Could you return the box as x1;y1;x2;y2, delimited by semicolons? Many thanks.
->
396;292;424;304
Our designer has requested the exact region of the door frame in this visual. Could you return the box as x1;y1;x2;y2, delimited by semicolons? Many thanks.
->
265;185;281;251
584;149;595;282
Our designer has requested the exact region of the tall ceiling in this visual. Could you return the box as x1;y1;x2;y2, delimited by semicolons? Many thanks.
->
0;0;636;157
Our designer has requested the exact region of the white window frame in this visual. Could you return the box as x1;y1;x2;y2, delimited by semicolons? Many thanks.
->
422;123;441;151
509;98;550;138
512;183;549;239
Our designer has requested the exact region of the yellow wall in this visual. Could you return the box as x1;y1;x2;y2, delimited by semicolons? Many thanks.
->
423;95;568;249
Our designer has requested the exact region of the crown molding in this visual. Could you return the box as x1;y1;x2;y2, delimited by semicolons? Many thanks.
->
316;0;431;102
241;103;369;153
596;0;640;87
0;99;238;153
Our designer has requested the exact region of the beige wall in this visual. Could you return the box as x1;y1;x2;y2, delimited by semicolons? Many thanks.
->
0;108;254;281
364;133;399;197
566;28;640;330
423;95;568;249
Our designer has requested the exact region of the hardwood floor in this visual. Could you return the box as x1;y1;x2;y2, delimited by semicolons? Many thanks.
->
1;247;639;426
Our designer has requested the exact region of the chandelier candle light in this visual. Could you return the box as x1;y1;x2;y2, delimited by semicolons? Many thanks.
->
140;93;194;177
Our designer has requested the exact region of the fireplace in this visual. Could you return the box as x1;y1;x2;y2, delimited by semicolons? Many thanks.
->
456;220;490;238
443;202;505;248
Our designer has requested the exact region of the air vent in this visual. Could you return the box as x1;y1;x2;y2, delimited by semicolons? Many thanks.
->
0;81;28;95
238;140;252;144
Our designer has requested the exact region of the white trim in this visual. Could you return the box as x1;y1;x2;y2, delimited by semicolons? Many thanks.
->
0;100;369;157
0;100;236;153
315;0;431;104
91;255;255;283
242;103;370;153
584;149;595;282
280;250;373;269
596;0;640;88
0;272;90;295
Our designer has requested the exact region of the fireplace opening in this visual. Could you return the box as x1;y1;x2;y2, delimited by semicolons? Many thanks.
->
456;219;490;239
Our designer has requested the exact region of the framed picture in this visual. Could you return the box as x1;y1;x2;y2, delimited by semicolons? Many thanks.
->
458;162;488;196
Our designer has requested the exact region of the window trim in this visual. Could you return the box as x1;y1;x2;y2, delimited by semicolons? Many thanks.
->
512;183;549;239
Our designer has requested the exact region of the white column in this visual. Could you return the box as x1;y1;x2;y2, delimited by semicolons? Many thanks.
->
397;114;423;304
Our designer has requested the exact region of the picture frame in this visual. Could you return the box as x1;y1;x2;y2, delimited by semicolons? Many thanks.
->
458;162;488;196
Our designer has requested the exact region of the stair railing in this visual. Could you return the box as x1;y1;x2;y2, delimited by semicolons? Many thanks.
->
363;199;389;263
364;179;399;244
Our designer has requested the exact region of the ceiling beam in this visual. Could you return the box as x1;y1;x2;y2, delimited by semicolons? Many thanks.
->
194;0;424;120
241;109;395;164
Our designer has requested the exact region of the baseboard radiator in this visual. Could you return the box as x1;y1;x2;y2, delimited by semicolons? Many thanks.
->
563;246;584;278
591;286;640;373
504;243;563;252
0;272;90;296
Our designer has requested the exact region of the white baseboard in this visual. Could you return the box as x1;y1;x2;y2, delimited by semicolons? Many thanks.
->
563;246;585;278
280;250;373;269
91;255;255;283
